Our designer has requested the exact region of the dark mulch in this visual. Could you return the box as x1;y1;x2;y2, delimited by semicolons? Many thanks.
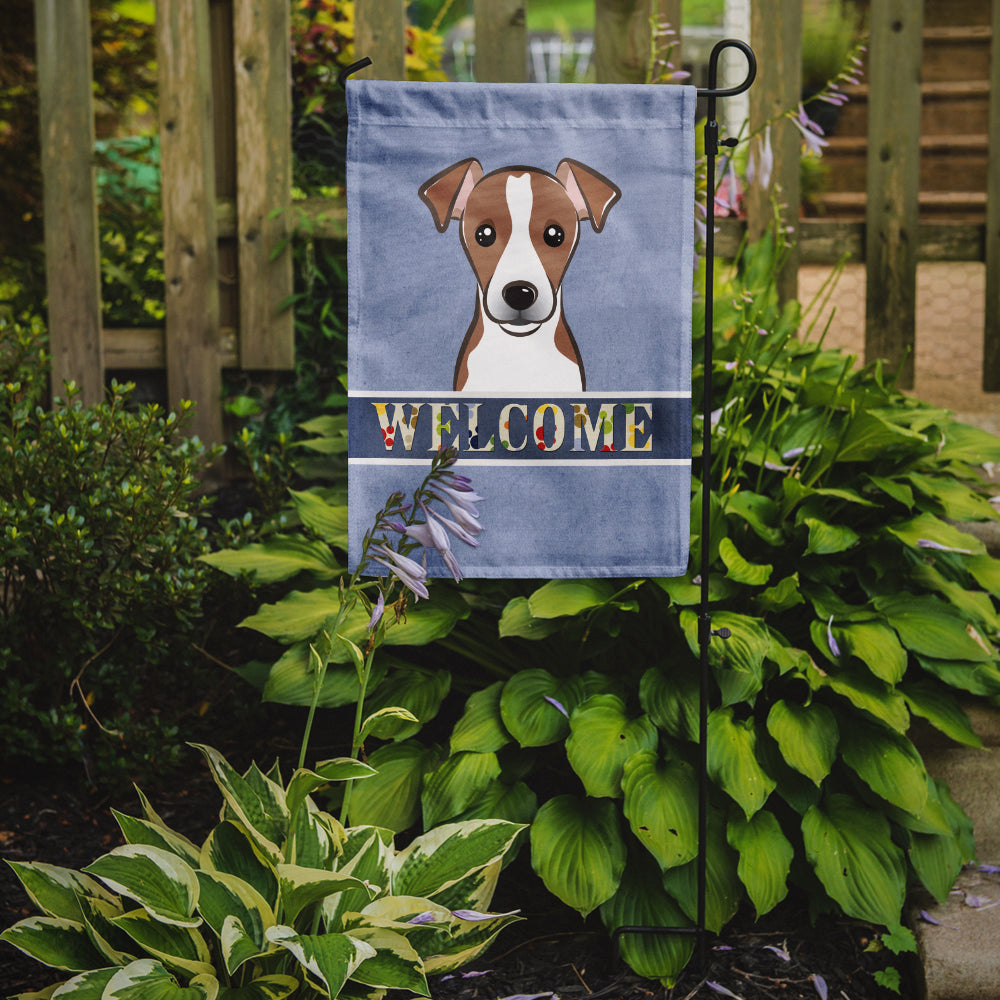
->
1;745;914;1000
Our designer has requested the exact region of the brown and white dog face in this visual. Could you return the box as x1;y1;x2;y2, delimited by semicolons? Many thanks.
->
419;159;621;338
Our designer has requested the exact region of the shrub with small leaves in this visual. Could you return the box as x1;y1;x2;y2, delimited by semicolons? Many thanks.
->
0;317;219;782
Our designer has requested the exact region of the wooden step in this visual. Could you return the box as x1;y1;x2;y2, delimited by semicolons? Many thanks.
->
831;80;991;138
813;190;987;222
922;0;991;28
922;25;992;83
822;134;988;193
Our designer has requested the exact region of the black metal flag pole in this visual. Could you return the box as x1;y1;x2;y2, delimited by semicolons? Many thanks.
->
612;38;756;972
340;41;758;973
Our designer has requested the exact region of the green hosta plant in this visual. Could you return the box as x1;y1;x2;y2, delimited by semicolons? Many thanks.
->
342;235;998;985
1;743;523;999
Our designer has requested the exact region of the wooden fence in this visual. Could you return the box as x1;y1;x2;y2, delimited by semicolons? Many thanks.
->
33;0;1000;445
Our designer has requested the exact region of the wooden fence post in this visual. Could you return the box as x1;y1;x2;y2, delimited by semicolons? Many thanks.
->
233;0;294;369
983;0;1000;390
746;0;801;305
34;0;104;405
865;0;923;389
474;0;527;83
157;0;223;445
594;0;652;84
354;0;407;80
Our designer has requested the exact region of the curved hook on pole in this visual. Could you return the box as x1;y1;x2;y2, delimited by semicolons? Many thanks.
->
338;56;373;90
696;38;756;99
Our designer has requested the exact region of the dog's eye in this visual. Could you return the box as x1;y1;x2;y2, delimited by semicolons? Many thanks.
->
543;224;565;247
475;224;496;247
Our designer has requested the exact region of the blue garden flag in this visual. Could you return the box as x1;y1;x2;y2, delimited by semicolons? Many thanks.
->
347;80;696;578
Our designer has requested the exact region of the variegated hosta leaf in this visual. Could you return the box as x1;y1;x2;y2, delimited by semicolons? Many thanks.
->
77;894;136;966
599;854;694;987
529;795;626;917
706;707;776;818
765;700;838;786
391;820;524;901
727;810;793;918
499;669;585;747
285;760;376;823
46;966;118;997
425;859;501;915
214;975;299;1000
661;810;742;934
621;751;699;871
288;802;344;870
0;916;107;971
5;862;118;922
347;740;442;832
421;907;522;975
190;745;287;863
200;822;278;910
83;846;200;928
565;695;658;799
112;811;201;868
265;926;375;998
802;793;906;926
450;681;511;754
421;751;502;829
323;829;393;931
838;718;929;817
110;908;214;979
102;958;218;999
345;926;429;995
276;864;375;925
195;871;274;973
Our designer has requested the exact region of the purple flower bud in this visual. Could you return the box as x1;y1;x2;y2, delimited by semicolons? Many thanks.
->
367;591;385;631
812;974;828;1000
407;911;437;925
827;616;841;658
544;695;569;718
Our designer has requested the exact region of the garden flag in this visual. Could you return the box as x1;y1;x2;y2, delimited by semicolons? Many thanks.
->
347;80;696;577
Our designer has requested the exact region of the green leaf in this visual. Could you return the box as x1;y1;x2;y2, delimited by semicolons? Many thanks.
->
874;594;995;662
621;751;699;871
0;917;107;972
718;537;772;585
111;909;214;978
452;779;538;827
83;846;200;928
362;666;451;740
886;512;985;556
835;410;927;463
906;472;998;521
392;819;524;900
103;959;218;1000
530;795;626;917
499;670;584;747
360;706;421;742
755;573;805;614
809;661;910;732
112;812;201;868
966;553;1000;597
707;707;776;818
346;926;429;994
565;695;658;798
265;926;375;997
347;740;441;832
835;621;908;684
727;811;793;918
195;871;273;974
909;825;965;905
216;976;299;1000
901;680;982;748
639;664;699;742
724;490;784;545
802;793;906;926
765;700;838;786
260;643;385;709
288;489;349;547
839;719;929;816
680;610;770;706
200;535;341;583
4;862;118;923
935;421;1000;464
497;597;564;640
277;865;373;925
803;517;859;556
34;967;117;998
199;822;278;910
660;810;741;933
421;751;502;828
285;759;376;822
599;853;694;987
916;655;1000;697
526;579;616;618
450;682;511;754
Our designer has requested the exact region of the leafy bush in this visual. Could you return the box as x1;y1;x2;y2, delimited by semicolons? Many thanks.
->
1;743;524;997
0;317;219;782
210;234;1000;984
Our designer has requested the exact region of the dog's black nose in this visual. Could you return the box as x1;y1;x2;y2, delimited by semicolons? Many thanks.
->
502;282;537;312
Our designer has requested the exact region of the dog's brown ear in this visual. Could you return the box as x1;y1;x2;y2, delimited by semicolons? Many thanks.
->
419;159;484;232
556;159;621;233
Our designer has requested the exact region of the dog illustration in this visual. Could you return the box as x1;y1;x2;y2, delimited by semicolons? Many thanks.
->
419;159;621;392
